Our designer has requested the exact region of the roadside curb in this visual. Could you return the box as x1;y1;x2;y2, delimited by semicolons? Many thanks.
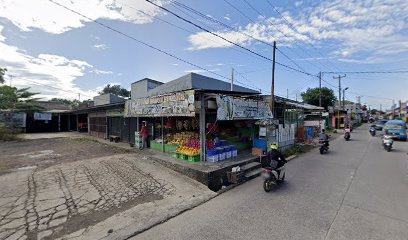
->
286;155;297;161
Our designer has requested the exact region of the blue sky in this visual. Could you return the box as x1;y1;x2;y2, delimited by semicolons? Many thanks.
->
0;0;407;109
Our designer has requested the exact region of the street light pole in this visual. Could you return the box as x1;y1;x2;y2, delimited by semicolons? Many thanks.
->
342;87;349;109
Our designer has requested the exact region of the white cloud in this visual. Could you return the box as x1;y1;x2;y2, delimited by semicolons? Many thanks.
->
171;63;179;66
295;1;303;7
91;69;114;75
223;16;231;21
0;0;167;34
93;44;108;50
0;26;97;100
184;69;220;73
188;0;408;60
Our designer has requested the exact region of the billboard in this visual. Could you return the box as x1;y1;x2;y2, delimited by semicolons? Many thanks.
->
124;90;195;117
216;96;273;120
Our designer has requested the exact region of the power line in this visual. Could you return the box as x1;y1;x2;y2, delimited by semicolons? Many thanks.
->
264;0;342;72
47;0;258;92
120;1;267;62
222;0;255;23
172;1;310;73
147;0;316;77
21;78;95;99
323;70;408;74
239;0;330;72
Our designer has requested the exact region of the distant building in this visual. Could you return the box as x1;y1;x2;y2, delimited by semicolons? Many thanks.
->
93;94;125;106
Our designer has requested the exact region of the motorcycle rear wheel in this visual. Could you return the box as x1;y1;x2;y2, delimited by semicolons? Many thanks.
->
387;145;391;152
319;147;324;154
263;180;272;192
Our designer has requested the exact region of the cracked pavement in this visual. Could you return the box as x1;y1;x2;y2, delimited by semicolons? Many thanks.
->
0;139;215;240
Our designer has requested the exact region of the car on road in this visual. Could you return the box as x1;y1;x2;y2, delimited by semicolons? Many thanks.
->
384;120;407;141
374;120;388;131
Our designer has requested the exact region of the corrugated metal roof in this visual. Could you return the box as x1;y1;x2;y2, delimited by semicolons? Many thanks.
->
147;73;259;97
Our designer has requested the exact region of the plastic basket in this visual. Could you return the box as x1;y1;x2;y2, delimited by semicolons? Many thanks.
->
188;155;200;162
218;152;226;161
207;155;218;162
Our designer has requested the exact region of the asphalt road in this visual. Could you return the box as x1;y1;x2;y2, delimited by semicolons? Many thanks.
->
132;124;408;240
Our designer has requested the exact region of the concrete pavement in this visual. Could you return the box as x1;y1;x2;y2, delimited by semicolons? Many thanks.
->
0;153;215;240
132;124;408;240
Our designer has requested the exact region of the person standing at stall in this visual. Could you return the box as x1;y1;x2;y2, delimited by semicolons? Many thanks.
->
141;122;149;149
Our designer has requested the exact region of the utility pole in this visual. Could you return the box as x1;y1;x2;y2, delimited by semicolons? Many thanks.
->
392;99;395;119
78;93;81;102
333;74;346;129
231;68;234;91
271;41;276;116
286;89;289;99
318;72;322;108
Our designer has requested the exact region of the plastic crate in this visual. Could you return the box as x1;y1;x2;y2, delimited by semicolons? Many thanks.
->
188;155;200;162
180;154;189;160
165;144;179;153
225;151;232;159
218;152;226;161
171;152;178;159
207;155;218;162
150;141;163;151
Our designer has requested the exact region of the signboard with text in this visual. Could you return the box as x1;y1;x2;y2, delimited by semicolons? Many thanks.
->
124;90;195;117
216;96;273;120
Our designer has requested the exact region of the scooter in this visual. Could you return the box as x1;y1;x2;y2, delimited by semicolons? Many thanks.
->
262;162;285;192
382;135;394;152
344;128;351;141
319;140;329;154
369;126;376;136
344;132;351;141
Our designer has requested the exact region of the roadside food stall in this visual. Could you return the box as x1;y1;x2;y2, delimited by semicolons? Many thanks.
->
124;90;273;163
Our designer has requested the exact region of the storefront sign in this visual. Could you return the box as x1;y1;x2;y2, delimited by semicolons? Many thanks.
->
34;112;52;121
125;90;195;117
216;96;273;120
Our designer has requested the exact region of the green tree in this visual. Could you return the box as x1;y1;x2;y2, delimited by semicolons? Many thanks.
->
98;84;130;98
301;87;337;110
0;68;7;84
0;86;44;112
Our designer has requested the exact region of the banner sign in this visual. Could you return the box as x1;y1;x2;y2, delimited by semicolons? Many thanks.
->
125;90;195;117
216;96;273;120
0;111;26;128
34;112;52;121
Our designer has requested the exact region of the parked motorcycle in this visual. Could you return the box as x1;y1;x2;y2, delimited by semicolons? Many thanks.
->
369;125;376;136
382;135;394;152
262;161;286;192
319;140;329;154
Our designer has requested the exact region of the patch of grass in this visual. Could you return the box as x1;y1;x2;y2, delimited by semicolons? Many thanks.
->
283;144;311;158
66;137;100;143
0;125;22;141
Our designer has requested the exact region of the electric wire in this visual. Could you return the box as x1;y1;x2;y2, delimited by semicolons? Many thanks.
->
146;0;317;77
48;0;258;92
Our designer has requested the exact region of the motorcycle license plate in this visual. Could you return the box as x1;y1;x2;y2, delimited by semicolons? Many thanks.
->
262;172;270;179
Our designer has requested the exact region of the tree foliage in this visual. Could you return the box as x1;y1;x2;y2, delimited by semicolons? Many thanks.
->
98;84;130;98
0;68;7;84
301;87;337;110
0;86;44;112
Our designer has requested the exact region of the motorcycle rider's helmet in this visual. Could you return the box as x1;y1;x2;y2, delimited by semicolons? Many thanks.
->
270;143;278;150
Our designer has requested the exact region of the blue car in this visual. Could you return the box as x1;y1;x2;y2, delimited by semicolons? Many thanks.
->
384;120;407;141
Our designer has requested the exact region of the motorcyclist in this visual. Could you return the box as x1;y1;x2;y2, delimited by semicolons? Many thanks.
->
268;144;287;170
319;129;329;147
